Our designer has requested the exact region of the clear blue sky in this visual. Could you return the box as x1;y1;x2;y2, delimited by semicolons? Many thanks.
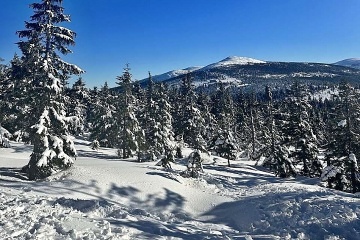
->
1;0;360;88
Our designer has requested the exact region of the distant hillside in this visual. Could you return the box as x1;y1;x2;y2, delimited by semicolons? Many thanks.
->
135;56;360;93
334;58;360;69
149;66;203;82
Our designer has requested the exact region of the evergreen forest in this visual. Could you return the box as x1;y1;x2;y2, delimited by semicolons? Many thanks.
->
1;0;360;195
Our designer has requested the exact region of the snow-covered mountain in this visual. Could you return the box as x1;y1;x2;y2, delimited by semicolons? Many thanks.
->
334;58;360;69
142;56;265;83
137;56;360;92
202;56;266;70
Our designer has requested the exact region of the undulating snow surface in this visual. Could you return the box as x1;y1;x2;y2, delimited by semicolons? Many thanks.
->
1;138;360;239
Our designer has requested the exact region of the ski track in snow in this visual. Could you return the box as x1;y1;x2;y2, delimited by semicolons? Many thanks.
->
1;138;360;239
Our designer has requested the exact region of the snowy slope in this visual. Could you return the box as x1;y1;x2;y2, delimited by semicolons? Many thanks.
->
1;139;360;239
150;67;202;82
140;56;265;83
334;58;360;69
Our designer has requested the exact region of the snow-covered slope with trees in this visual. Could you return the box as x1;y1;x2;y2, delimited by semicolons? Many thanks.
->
2;1;360;239
137;56;360;92
150;67;202;82
1;138;359;239
334;58;360;69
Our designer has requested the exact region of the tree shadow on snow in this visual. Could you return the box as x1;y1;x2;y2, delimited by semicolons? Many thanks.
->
0;167;28;181
203;165;285;190
8;143;33;153
107;184;140;197
107;183;189;219
76;149;119;160
146;171;182;184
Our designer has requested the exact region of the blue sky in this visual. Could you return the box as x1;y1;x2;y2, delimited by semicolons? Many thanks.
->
1;0;360;87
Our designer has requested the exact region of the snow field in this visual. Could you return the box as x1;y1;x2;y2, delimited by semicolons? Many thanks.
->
1;138;360;239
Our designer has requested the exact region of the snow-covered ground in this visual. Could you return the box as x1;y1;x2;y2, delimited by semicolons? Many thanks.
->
1;138;360;239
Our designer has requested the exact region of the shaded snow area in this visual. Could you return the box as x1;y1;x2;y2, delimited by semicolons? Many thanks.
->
1;139;360;239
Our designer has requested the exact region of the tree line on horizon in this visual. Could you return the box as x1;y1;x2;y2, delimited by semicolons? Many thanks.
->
0;0;360;194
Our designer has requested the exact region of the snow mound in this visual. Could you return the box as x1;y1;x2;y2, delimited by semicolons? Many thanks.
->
54;197;112;213
203;56;266;69
0;192;116;239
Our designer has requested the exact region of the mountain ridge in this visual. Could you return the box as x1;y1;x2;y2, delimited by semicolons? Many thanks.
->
334;58;360;69
137;56;360;92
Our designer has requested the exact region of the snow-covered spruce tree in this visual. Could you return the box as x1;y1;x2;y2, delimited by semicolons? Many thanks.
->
258;86;297;178
197;90;217;145
0;58;11;129
175;73;207;152
0;58;7;78
89;82;116;147
140;73;163;161
242;91;262;160
255;86;277;166
0;58;13;148
181;150;205;178
210;83;238;167
155;83;176;157
234;89;249;156
66;77;90;135
283;81;320;177
18;0;84;180
155;83;177;169
1;54;37;142
308;99;328;146
113;65;144;159
86;86;99;137
322;81;360;193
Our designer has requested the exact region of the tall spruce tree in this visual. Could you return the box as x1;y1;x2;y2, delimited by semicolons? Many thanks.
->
0;58;10;129
89;82;116;147
284;81;320;177
18;0;84;180
244;92;262;159
175;73;207;151
210;83;238;167
258;86;278;166
141;72;162;160
140;74;175;161
259;86;296;178
234;89;249;156
0;58;14;148
197;90;216;145
4;54;33;141
156;83;175;156
114;65;143;159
